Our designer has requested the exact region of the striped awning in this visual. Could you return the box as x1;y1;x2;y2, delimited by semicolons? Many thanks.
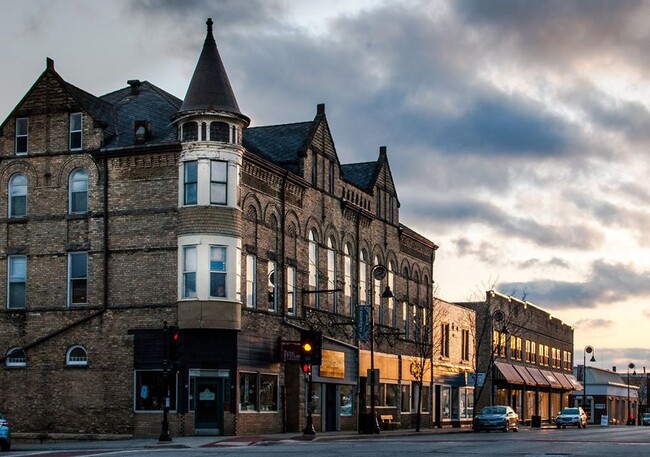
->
552;372;575;390
525;367;551;387
494;361;525;385
512;364;537;386
540;369;563;389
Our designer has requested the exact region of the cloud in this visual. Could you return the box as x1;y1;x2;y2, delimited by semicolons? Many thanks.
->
572;318;614;329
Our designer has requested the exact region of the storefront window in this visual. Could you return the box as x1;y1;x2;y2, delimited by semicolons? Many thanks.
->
401;384;411;413
135;370;177;411
311;382;322;414
260;374;278;411
441;385;451;418
240;372;278;412
372;383;398;407
340;385;353;416
460;387;474;418
240;372;258;411
420;385;430;412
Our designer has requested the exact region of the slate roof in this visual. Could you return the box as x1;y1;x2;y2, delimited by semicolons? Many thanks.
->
180;18;246;123
100;81;181;149
340;162;378;192
63;80;115;135
243;121;314;163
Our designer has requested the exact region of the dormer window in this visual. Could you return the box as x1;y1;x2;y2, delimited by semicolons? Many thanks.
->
15;118;28;155
69;113;83;150
210;121;229;142
134;120;152;145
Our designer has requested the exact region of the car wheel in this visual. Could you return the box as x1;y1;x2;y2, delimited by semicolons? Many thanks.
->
503;420;509;432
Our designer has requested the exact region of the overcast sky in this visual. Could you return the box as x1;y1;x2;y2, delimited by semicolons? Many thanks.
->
2;0;650;372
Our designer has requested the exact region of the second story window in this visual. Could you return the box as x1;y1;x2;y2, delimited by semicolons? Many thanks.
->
68;252;88;305
246;254;256;309
267;260;277;312
327;237;337;313
69;113;83;150
286;265;296;316
182;246;197;299
15;118;28;154
210;246;227;298
308;230;319;308
69;169;88;214
9;174;27;218
210;121;229;142
441;323;450;357
461;329;470;361
344;244;352;316
183;161;198;205
210;161;227;205
8;255;26;309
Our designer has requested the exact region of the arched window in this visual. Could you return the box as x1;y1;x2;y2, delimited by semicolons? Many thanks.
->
5;347;26;367
210;121;230;142
344;244;353;316
359;250;368;306
327;237;337;313
308;230;319;308
66;345;88;366
69;169;88;214
374;256;384;324
8;174;27;217
388;261;396;327
182;122;198;142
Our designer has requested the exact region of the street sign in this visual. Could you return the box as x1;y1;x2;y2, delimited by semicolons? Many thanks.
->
357;305;370;341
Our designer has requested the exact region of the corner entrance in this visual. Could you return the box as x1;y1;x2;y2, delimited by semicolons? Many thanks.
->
191;372;227;435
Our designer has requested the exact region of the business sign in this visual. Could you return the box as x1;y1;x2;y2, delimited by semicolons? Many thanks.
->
320;349;345;379
357;305;370;341
281;342;302;362
467;372;486;387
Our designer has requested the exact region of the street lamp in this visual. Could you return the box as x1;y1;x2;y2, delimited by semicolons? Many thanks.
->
628;362;636;425
366;264;394;434
582;346;595;421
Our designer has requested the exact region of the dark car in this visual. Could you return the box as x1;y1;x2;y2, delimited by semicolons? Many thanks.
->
0;413;10;452
642;413;650;426
555;407;587;429
473;405;519;432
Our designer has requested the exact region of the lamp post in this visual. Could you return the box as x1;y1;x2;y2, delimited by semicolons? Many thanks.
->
490;310;508;406
582;346;595;422
366;264;394;434
628;362;636;425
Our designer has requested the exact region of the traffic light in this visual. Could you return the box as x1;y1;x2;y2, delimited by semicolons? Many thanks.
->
300;330;322;366
301;363;311;374
168;326;184;371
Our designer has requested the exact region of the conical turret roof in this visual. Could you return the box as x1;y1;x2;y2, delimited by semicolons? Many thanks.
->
179;18;247;123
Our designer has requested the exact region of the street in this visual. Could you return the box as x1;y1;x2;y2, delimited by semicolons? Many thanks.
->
6;427;650;457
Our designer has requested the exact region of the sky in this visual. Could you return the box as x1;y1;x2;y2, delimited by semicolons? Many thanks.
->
1;0;650;373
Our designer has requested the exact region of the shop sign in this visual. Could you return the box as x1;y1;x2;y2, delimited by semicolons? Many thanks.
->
320;349;345;379
595;403;606;409
357;305;370;341
281;342;302;362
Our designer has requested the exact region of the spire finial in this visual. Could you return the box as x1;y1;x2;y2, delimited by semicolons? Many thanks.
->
206;18;213;33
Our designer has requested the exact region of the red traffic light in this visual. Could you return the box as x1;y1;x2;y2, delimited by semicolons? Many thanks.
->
301;363;311;374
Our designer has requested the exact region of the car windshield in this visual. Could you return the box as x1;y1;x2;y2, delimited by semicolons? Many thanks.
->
561;408;579;414
481;406;506;415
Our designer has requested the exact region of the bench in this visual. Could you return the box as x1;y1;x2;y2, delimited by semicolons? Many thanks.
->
379;414;401;430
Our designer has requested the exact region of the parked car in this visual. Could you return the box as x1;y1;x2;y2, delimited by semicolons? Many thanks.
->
0;412;10;452
555;407;587;429
473;405;519;432
642;413;650;426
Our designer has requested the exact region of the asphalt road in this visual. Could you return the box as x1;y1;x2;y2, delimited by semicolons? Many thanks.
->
6;426;650;457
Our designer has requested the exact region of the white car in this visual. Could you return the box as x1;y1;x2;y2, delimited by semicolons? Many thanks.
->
555;407;587;429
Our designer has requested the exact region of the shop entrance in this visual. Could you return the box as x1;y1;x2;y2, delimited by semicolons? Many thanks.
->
194;377;224;435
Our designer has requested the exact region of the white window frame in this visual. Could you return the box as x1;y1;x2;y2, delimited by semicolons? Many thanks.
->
69;112;83;150
246;254;256;308
8;255;26;309
5;347;26;367
15;118;28;155
209;245;227;298
308;230;319;308
267;260;277;312
182;245;197;299
286;265;296;315
183;160;198;206
66;345;88;366
327;237;337;312
359;250;368;305
69;168;88;214
210;160;228;205
344;244;352;316
8;174;27;218
68;252;88;306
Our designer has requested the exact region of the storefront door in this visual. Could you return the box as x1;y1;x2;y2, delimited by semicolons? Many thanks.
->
325;384;338;431
195;378;224;435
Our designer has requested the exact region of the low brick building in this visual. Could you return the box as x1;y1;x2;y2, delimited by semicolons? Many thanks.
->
0;19;437;437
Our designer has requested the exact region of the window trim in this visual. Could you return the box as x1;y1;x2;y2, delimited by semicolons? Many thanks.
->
66;345;88;366
286;265;296;316
69;112;83;151
5;347;26;367
8;173;27;218
209;245;227;298
182;245;198;299
7;255;26;309
68;252;88;306
210;160;228;205
246;254;257;309
183;161;198;206
15;118;28;155
68;168;89;214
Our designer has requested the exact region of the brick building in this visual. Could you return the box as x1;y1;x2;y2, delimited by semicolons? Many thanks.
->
0;19;437;437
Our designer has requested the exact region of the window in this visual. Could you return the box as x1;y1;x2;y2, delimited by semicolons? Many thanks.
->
376;190;382;217
8;255;26;309
66;345;88;366
531;341;537;364
525;340;531;363
239;372;278;412
69;169;88;214
370;383;398;407
311;153;318;186
440;385;451;418
401;383;411;413
182;246;197;298
359;250;368;305
286;265;296;315
344;244;352;315
327;237;337;312
69;112;83;150
267;260;277;312
340;385;353;416
460;387;474;418
9;174;27;217
419;385;430;412
210;160;227;205
5;347;26;367
388;262;396;326
441;323;450;357
210;121;229;142
182;122;198;142
183;161;198;205
388;195;394;224
246;254;256;308
15;118;28;154
328;161;334;194
209;246;226;298
135;370;177;411
308;230;319;308
403;302;410;339
461;329;470;361
68;252;88;305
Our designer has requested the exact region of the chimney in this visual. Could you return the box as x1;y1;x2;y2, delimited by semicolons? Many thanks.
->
127;79;142;95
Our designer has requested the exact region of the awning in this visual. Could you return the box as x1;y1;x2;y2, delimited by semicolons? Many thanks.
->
564;373;584;391
552;372;575;390
494;361;525;385
540;369;563;389
512;364;537;386
525;367;550;387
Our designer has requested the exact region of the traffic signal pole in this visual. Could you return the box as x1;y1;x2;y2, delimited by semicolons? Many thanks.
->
303;367;316;435
159;321;172;442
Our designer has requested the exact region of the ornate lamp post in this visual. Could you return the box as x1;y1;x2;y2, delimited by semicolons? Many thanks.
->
628;362;636;425
582;346;595;422
366;264;394;434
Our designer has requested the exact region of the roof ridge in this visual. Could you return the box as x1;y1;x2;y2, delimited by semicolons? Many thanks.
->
247;120;313;130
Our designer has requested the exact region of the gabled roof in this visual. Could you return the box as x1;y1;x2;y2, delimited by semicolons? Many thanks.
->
243;121;314;163
179;18;248;124
100;81;181;149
